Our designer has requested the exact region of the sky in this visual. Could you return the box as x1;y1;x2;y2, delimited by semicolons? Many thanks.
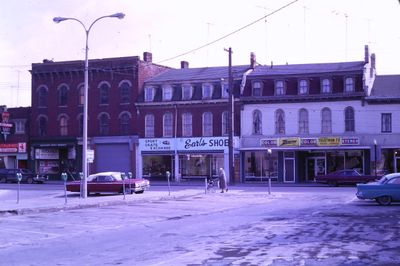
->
1;0;399;107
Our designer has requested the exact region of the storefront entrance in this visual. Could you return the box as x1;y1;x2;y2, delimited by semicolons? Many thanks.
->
307;157;326;181
284;152;295;183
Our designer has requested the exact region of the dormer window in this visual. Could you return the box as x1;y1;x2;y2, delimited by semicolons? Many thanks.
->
221;82;229;98
252;81;262;96
321;79;332;93
345;77;355;93
275;80;285;96
298;79;308;95
145;86;155;102
162;85;173;101
202;83;213;99
182;84;193;100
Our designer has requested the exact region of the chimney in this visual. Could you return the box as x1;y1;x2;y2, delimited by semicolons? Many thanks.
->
364;45;369;63
370;53;376;78
181;61;189;69
143;52;152;63
250;52;256;69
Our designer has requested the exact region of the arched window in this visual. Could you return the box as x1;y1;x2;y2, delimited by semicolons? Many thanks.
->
252;110;262;134
321;108;332;134
163;112;173;137
37;86;48;107
182;112;192;137
202;112;213;136
38;116;47;136
145;114;155;138
345;107;355;132
222;111;229;135
298;109;309;134
120;112;131;135
275;109;285;134
99;82;110;104
59;115;68;136
99;113;110;135
58;84;68;106
119;81;131;104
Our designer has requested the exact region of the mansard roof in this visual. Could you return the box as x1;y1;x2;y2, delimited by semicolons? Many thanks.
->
145;65;251;84
249;61;365;77
367;75;400;102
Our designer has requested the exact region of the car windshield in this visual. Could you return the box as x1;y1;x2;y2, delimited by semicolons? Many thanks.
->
378;173;400;184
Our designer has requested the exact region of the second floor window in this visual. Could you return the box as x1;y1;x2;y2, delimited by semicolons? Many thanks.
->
345;77;355;93
162;85;173;101
321;108;332;134
59;115;68;136
13;120;25;134
322;79;332;93
381;113;392;133
202;84;213;99
298;109;309;134
182;112;192;137
145;114;155;138
202;112;213;136
58;85;68;106
163;112;173;137
99;113;109;135
252;81;262;96
275;81;285;96
275;109;285;134
182;84;193;100
253;110;262;134
100;83;110;104
78;85;84;105
120;81;131;104
222;111;229;135
298;80;308;95
345;107;355;132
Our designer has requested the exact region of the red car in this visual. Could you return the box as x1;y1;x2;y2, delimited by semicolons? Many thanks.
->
315;169;377;187
66;172;150;195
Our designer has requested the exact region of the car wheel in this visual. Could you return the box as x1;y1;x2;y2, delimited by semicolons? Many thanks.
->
134;190;144;194
328;180;337;187
27;177;34;184
0;177;6;183
376;196;392;206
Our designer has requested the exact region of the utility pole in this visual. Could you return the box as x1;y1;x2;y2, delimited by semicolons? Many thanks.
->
225;47;235;185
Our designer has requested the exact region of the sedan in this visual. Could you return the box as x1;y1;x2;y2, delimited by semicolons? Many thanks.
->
356;173;400;206
0;168;48;184
315;169;377;187
66;172;150;195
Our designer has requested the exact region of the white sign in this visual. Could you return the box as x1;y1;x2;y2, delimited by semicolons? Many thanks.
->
140;138;174;151
87;149;94;163
35;148;59;159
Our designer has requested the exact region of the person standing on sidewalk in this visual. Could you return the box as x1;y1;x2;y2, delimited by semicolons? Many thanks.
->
218;168;228;193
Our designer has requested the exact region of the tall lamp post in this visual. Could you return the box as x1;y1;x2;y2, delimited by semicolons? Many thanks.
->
53;13;125;198
374;139;377;178
224;47;234;185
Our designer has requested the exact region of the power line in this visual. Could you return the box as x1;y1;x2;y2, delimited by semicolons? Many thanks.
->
157;0;300;64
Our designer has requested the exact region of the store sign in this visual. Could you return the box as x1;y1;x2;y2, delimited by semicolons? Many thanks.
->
0;143;26;153
278;138;300;147
35;148;59;159
140;138;174;151
341;137;359;145
301;138;318;146
318;137;341;146
260;139;277;147
177;137;229;151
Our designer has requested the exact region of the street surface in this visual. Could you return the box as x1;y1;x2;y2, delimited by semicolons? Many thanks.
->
0;185;399;265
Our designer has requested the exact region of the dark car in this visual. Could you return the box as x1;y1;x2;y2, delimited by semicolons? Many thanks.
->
0;168;48;184
356;173;400;205
66;172;150;195
315;169;377;187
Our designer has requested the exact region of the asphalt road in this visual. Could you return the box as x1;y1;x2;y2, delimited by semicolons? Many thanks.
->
0;186;399;266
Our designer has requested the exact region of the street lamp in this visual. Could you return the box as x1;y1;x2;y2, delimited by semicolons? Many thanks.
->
267;148;272;195
374;139;377;178
53;13;125;198
224;47;234;185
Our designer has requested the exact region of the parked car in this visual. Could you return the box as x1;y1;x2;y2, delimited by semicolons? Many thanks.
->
315;169;377;187
0;168;48;184
356;173;400;206
66;172;150;195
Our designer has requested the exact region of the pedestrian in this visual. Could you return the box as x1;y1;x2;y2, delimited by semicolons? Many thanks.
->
218;168;228;193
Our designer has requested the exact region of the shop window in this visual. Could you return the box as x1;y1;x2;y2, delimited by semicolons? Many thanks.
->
345;77;355;93
252;110;262;135
222;111;228;135
275;109;285;134
244;151;277;179
120;81;131;104
58;84;69;106
163;112;173;137
120;112;131;135
38;116;48;136
344;106;355;132
37;86;48;107
182;112;192;137
202;112;213;136
298;80;308;95
145;114;155;138
252;81;262;96
142;155;172;178
99;82;110;105
321;108;332;134
59;115;68;136
321;79;332;94
381;113;392;133
298;108;309;134
99;113;110;135
202;83;213;99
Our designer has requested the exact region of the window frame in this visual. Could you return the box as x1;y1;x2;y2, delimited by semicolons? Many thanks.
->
119;112;131;135
275;109;285;134
58;84;69;106
162;85;173;101
344;106;355;132
344;77;355;93
163;112;174;137
275;80;285;96
119;81;131;104
37;86;48;108
144;86;155;102
202;83;213;99
252;110;262;135
182;84;193;100
381;113;392;133
298;108;309;134
321;78;332;94
182;112;193;137
298;79;309;95
99;113;110;135
221;82;229;99
252;81;262;97
202;112;213;136
59;115;68;136
99;82;110;105
145;114;155;138
222;111;229;135
321;107;332;134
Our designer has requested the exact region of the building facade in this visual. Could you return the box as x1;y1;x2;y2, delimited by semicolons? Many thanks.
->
30;52;169;179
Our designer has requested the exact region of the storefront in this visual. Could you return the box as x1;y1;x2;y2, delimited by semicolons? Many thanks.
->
138;137;239;182
241;136;370;183
0;143;28;169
